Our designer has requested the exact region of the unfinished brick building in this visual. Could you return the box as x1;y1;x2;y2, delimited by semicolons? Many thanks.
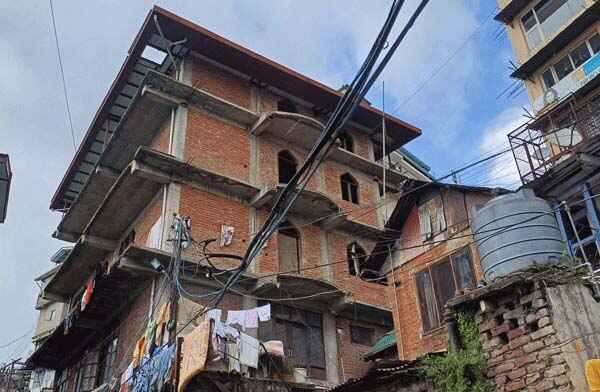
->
26;6;429;391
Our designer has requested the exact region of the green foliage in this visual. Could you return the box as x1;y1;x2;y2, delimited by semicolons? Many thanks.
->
421;312;492;392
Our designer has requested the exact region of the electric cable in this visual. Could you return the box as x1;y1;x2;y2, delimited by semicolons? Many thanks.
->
49;0;77;152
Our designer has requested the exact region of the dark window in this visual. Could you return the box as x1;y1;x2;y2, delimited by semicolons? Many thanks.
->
278;223;300;273
338;132;354;152
570;42;592;68
341;173;359;204
258;304;325;377
542;69;556;89
415;247;476;333
74;349;100;392
277;99;298;113
350;325;374;346
278;150;297;184
97;337;118;387
554;56;574;80
590;34;600;54
347;242;366;276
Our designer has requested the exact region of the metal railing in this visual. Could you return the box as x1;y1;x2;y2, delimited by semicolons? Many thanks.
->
509;94;600;184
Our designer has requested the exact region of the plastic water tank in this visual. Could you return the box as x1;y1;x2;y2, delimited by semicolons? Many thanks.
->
472;189;564;281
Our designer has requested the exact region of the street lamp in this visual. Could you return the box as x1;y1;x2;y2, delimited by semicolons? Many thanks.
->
0;154;11;223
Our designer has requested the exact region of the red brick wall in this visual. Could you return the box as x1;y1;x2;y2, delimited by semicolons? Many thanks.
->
257;136;320;192
389;230;483;360
189;56;251;109
115;283;152;372
323;161;379;227
185;107;251;183
329;231;389;309
179;184;251;270
150;117;171;153
133;191;163;248
336;318;389;380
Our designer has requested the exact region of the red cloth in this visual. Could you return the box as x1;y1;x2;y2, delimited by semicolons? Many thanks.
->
81;275;95;311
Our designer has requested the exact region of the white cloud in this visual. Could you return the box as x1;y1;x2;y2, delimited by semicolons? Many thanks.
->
474;106;527;189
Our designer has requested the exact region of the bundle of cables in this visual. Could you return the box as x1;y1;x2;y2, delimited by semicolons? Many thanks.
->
177;0;430;332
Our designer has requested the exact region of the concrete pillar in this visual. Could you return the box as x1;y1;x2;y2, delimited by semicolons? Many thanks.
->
160;184;181;252
320;230;333;281
323;313;340;384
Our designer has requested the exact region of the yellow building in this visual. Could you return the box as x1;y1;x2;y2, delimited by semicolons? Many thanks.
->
498;0;600;183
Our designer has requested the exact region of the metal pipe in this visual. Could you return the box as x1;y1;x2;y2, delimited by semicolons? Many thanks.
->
388;245;405;360
564;200;600;297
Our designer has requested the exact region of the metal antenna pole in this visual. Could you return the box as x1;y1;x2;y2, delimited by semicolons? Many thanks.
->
382;81;388;221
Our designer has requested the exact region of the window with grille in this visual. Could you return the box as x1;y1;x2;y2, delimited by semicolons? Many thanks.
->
350;325;374;346
97;337;118;386
340;173;359;204
278;151;297;184
258;303;325;378
414;247;476;333
73;349;100;392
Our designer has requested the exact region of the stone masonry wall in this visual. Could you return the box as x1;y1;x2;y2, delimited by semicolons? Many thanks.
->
475;281;572;392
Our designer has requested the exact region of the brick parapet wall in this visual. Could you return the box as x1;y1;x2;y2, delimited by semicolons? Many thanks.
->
474;282;572;392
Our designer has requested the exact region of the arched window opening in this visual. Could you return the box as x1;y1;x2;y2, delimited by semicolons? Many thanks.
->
341;173;359;204
278;151;297;184
347;242;366;276
278;222;301;273
338;132;354;153
277;98;298;113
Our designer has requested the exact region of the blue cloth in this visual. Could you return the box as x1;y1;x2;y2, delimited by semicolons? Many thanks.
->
132;344;175;392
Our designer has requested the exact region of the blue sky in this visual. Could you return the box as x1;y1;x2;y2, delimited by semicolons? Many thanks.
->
0;1;529;360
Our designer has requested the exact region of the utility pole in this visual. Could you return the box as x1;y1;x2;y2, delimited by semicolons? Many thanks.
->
168;215;190;344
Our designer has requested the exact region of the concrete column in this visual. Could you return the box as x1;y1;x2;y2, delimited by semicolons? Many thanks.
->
160;184;181;252
323;313;340;384
248;207;260;273
316;164;326;193
320;230;333;281
170;105;187;160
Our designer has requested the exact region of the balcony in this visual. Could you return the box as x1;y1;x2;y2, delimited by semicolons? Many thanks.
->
509;91;600;189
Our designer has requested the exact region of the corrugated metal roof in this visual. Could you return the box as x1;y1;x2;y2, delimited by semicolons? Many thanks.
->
363;330;395;360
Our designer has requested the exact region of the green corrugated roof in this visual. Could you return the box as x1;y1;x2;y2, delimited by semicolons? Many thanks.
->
364;331;396;359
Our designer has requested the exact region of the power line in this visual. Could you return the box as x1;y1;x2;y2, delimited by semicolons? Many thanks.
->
0;328;33;350
387;6;497;115
49;0;77;152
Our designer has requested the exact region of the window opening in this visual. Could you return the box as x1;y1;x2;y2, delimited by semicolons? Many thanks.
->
278;223;300;273
341;173;359;204
278;150;297;184
338;132;354;152
277;99;298;113
347;242;366;276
